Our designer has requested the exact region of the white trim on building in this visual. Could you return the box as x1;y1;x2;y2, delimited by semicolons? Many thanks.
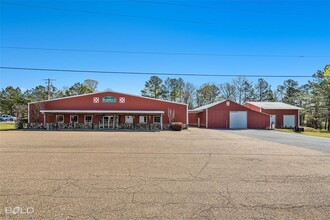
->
206;108;209;128
27;103;30;123
56;114;64;123
84;115;93;124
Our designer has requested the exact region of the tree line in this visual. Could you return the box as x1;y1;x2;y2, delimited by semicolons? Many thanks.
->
140;65;329;130
0;79;99;120
0;65;329;130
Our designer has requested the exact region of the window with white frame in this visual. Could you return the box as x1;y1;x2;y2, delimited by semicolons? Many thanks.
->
125;116;133;124
153;116;161;124
56;115;64;123
70;115;78;123
139;116;147;124
84;115;92;124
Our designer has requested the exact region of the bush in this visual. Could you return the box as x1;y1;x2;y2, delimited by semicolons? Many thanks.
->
171;122;182;131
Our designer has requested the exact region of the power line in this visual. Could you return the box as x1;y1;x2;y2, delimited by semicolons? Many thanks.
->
1;46;328;58
0;66;314;78
1;2;212;25
131;0;316;16
132;0;216;9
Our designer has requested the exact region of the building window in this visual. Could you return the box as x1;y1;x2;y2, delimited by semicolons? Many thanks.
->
70;115;78;123
139;116;147;124
56;115;64;123
125;116;133;124
153;116;161;124
84;115;92;124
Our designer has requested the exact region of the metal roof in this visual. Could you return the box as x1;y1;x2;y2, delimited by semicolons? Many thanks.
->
189;100;226;112
245;102;302;110
40;110;164;114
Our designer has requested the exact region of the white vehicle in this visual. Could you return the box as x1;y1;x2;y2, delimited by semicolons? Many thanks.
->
0;115;17;121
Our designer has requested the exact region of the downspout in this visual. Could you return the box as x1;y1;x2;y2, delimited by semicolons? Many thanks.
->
206;109;209;128
160;113;163;130
28;103;30;123
186;104;189;129
43;112;46;124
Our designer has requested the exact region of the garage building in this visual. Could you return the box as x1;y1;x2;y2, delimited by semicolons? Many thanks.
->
28;91;188;130
243;102;302;128
189;100;270;129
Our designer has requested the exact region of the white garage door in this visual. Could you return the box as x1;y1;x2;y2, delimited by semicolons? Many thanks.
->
283;115;295;128
230;111;247;129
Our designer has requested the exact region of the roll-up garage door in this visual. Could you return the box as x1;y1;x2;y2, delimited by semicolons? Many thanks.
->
230;111;247;129
283;115;295;128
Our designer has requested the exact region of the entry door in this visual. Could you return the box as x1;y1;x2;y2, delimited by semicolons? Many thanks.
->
229;111;247;129
100;116;114;129
270;115;276;128
103;116;110;129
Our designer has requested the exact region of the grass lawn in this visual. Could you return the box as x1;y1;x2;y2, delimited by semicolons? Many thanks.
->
276;128;330;138
0;123;17;130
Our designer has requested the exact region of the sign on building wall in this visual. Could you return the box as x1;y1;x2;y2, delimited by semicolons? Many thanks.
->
119;97;125;103
102;96;117;103
93;97;100;103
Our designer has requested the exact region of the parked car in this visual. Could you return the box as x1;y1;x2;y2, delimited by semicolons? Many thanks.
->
0;115;17;121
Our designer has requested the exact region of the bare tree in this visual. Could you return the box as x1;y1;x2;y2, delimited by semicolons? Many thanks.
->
219;83;237;101
83;79;99;92
168;108;175;124
232;77;247;104
183;82;196;109
31;102;45;123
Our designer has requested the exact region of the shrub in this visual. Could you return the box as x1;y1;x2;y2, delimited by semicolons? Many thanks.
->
171;122;182;131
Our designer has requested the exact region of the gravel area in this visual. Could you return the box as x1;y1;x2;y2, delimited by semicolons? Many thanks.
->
1;128;329;219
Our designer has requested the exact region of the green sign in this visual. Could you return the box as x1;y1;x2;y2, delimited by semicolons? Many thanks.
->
102;96;116;103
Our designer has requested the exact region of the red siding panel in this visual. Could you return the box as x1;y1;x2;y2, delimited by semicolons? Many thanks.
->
247;110;270;129
261;109;299;128
188;112;199;127
243;103;299;128
29;92;187;125
189;100;270;129
243;103;261;112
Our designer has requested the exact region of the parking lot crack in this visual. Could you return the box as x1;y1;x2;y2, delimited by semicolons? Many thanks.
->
194;153;211;179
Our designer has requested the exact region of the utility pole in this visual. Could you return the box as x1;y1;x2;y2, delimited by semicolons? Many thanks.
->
43;78;56;100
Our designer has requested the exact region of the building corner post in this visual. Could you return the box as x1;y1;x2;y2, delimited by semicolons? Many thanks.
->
27;103;30;123
206;109;209;128
160;113;163;130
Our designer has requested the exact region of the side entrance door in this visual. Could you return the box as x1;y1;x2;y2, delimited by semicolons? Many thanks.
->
270;115;276;128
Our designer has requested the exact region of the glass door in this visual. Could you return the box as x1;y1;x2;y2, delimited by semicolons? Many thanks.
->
103;116;110;129
99;116;110;129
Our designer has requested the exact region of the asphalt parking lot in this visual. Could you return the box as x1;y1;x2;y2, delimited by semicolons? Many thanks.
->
222;129;330;153
0;128;329;219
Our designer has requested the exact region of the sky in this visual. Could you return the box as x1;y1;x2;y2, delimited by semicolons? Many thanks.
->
0;0;329;95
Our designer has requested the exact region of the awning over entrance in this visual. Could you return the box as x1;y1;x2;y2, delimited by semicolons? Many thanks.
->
40;110;164;114
39;109;164;130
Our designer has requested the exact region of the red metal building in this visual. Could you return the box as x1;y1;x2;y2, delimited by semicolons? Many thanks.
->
28;91;188;130
189;100;271;129
243;102;302;128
